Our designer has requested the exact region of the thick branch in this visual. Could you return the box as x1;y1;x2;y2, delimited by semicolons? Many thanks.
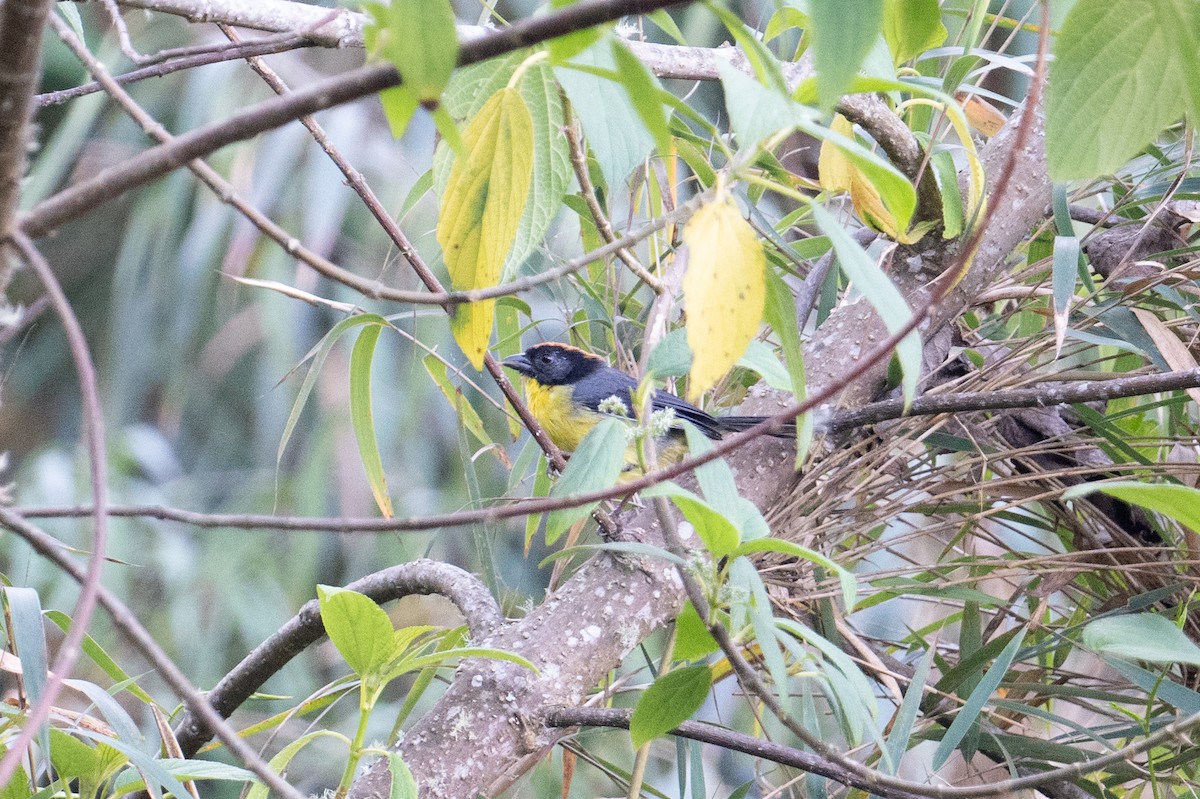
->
0;0;51;292
173;560;502;758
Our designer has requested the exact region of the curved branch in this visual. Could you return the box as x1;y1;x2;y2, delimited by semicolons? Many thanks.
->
173;560;502;758
0;233;109;788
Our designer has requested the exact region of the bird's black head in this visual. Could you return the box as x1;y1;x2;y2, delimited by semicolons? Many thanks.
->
502;343;605;386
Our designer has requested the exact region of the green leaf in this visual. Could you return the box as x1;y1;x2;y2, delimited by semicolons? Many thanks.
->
630;665;713;748
932;627;1027;769
317;586;396;677
246;731;349;799
809;0;884;109
681;425;769;541
350;323;393;517
716;61;815;152
556;41;654;192
931;148;963;238
422;355;490;451
1084;614;1200;665
544;418;628;543
883;0;947;64
728;538;856;612
642;481;741;558
438;87;535;367
884;645;935;773
673;601;721;662
609;39;671;157
363;0;457;100
46;610;156;705
737;340;792;393
388;753;419;799
278;314;389;476
363;0;459;138
762;267;810;465
1051;235;1080;356
646;329;692;379
810;203;921;404
1047;0;1200;180
1064;480;1200;533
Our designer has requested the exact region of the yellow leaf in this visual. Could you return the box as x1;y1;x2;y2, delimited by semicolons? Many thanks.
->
819;115;900;239
437;88;534;368
681;196;766;400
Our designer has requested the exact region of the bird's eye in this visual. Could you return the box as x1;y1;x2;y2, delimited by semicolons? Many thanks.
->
539;354;553;364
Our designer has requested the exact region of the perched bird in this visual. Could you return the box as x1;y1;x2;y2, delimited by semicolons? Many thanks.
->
502;342;793;464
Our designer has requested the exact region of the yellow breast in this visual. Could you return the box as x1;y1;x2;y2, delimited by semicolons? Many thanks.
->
525;381;602;452
523;380;689;469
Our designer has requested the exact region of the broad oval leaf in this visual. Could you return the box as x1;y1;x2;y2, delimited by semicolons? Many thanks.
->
438;88;535;367
363;0;458;101
1084;613;1200;665
630;665;712;748
1046;0;1200;180
317;585;396;678
883;0;947;64
809;0;885;109
681;196;766;399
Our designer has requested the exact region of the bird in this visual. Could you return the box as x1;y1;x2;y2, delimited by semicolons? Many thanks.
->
502;342;793;465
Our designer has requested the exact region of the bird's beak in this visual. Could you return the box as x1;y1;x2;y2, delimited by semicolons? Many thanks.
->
501;352;533;377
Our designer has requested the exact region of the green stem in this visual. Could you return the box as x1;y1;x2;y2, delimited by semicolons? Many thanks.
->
335;681;377;799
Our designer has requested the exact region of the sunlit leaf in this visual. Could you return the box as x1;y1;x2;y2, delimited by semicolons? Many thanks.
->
317;585;396;677
681;194;766;399
438;88;534;367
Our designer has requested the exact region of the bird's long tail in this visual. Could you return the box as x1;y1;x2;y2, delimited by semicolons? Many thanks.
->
715;415;796;438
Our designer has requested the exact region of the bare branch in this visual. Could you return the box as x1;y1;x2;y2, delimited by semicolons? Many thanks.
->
824;368;1200;435
35;32;316;108
0;233;108;788
548;707;930;799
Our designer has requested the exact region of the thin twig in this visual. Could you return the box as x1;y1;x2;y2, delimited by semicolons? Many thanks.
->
0;233;109;788
823;367;1200;435
35;32;316;107
564;117;664;293
547;707;928;799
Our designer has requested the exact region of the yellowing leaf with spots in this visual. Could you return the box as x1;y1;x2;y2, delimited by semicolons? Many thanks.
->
818;115;935;245
437;88;534;368
681;196;766;400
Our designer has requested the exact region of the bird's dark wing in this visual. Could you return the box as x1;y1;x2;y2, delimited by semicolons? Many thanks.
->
569;368;640;416
651;389;724;439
